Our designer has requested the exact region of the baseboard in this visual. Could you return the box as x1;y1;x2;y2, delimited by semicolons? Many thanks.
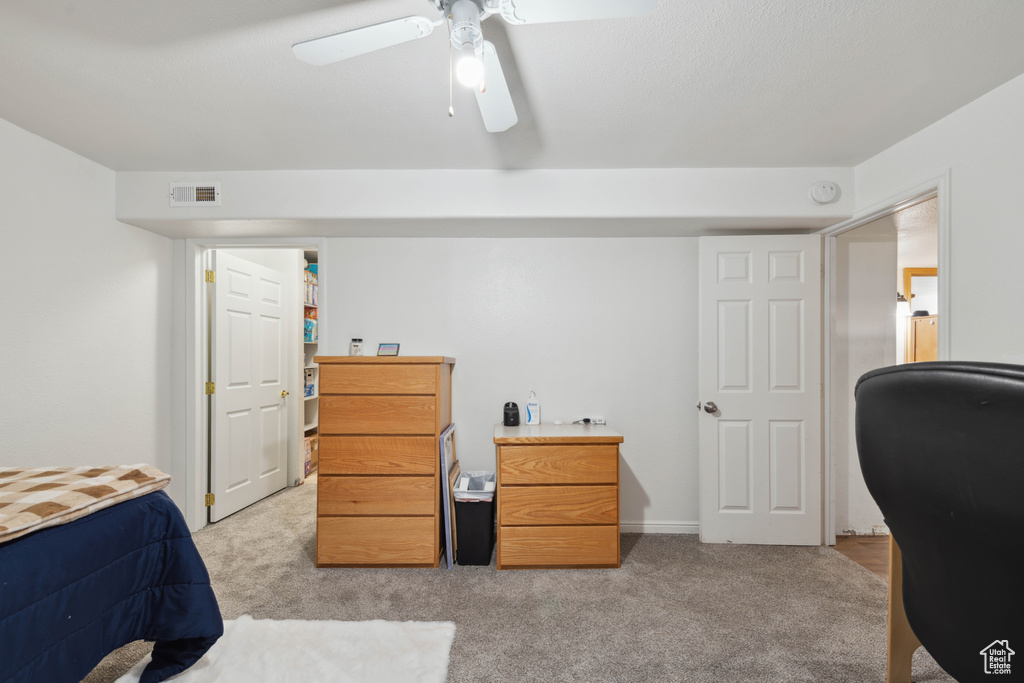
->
838;524;890;537
620;521;700;534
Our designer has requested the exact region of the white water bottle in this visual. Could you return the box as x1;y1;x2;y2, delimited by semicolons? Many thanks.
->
525;391;540;425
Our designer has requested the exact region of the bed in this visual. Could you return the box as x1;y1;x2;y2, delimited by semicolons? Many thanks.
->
0;466;223;683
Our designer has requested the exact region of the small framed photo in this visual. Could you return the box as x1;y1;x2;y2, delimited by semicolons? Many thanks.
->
377;343;400;356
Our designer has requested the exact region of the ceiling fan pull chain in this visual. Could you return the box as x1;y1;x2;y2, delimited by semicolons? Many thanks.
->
447;15;455;117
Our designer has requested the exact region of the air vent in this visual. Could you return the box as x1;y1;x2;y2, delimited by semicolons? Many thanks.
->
169;182;221;207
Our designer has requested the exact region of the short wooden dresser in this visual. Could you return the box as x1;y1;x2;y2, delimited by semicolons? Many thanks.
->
314;356;454;568
494;424;623;569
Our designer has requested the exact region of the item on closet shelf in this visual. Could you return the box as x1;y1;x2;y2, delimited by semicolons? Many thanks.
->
525;391;540;425
349;338;363;356
304;319;318;343
308;264;318;275
304;369;315;397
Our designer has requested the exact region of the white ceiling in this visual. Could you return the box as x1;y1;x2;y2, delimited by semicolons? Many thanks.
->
3;0;1024;174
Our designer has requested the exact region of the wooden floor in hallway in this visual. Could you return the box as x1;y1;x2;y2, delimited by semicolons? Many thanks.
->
834;534;888;578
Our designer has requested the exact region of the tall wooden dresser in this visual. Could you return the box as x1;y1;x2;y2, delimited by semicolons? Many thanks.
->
494;424;623;570
314;356;454;568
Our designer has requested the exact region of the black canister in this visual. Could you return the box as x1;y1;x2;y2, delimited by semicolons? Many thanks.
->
503;402;520;426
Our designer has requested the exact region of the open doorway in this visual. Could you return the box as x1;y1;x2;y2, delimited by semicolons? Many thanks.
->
830;198;938;538
895;199;939;364
178;238;327;532
205;248;303;522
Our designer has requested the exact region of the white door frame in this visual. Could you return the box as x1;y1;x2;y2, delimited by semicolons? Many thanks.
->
816;170;951;545
179;237;328;531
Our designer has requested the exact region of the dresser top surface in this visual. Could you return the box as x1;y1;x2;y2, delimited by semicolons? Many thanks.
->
494;423;623;444
315;356;455;365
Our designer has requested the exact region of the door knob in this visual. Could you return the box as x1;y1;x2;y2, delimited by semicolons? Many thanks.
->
281;390;290;398
703;401;718;414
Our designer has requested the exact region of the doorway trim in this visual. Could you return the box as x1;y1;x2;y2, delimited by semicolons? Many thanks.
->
179;236;328;531
816;169;951;545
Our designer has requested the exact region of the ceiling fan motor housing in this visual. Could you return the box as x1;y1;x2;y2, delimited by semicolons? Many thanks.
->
449;0;484;52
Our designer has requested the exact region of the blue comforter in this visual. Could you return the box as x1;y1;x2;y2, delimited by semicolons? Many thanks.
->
0;491;223;683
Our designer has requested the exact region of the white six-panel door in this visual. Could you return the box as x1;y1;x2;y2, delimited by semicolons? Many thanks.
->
698;235;822;545
210;251;289;522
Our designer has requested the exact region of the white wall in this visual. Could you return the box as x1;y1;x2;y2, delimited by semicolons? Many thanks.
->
831;217;897;535
856;72;1024;364
116;168;854;238
324;237;700;531
0;119;178;502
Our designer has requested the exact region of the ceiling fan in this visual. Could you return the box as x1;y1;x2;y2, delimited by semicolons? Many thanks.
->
293;0;658;132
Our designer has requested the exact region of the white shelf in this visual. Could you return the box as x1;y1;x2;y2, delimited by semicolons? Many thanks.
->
303;257;318;442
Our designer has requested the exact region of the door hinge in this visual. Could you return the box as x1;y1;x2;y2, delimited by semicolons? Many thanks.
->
205;381;215;395
205;493;215;506
205;269;215;283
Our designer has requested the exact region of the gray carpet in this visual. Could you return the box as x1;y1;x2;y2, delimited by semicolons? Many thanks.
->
83;477;953;682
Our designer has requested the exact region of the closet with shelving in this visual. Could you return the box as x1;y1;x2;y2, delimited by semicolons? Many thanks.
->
303;252;320;475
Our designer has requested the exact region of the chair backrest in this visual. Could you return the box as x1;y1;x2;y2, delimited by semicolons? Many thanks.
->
855;361;1024;682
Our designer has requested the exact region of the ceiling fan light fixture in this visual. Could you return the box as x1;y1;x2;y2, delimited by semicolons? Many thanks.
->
455;47;485;87
448;0;486;88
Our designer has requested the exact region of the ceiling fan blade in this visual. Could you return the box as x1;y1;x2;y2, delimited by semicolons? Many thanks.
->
500;0;657;24
293;16;436;66
474;41;518;133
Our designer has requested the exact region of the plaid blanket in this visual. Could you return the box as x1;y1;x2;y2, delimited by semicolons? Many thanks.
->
0;464;171;544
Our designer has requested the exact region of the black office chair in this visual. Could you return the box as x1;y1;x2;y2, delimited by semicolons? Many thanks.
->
855;361;1024;682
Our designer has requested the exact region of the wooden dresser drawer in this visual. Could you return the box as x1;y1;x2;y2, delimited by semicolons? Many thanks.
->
320;395;437;435
320;364;438;395
499;445;619;484
499;485;617;526
317;517;436;566
499;525;619;568
319;436;435;475
318;476;434;516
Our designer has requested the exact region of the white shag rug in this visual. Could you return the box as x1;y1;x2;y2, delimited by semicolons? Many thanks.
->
115;616;456;683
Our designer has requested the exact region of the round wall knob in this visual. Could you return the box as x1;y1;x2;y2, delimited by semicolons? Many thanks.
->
703;401;718;414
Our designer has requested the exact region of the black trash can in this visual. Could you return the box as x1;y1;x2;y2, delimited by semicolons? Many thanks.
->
455;499;495;565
